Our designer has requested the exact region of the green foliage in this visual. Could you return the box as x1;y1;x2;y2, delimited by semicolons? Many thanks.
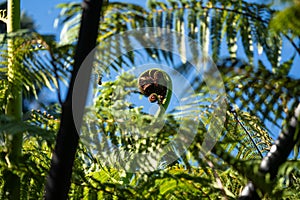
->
0;109;58;199
56;0;299;199
270;2;300;37
0;0;300;199
0;30;71;111
220;58;300;129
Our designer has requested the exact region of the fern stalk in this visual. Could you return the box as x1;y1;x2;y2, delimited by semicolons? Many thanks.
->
45;0;104;198
4;0;22;199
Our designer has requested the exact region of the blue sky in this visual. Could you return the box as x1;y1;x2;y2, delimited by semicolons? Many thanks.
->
20;0;299;139
21;0;298;77
21;0;145;36
20;0;299;105
21;0;78;35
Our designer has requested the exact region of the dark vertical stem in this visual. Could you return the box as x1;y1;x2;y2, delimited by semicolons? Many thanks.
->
44;0;103;199
4;0;22;199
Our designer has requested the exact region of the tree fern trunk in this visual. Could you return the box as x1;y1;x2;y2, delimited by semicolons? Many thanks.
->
4;0;22;199
45;0;103;199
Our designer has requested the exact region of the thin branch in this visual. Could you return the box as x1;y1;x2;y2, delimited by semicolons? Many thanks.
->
283;34;300;55
230;107;264;158
206;159;228;200
50;58;63;105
